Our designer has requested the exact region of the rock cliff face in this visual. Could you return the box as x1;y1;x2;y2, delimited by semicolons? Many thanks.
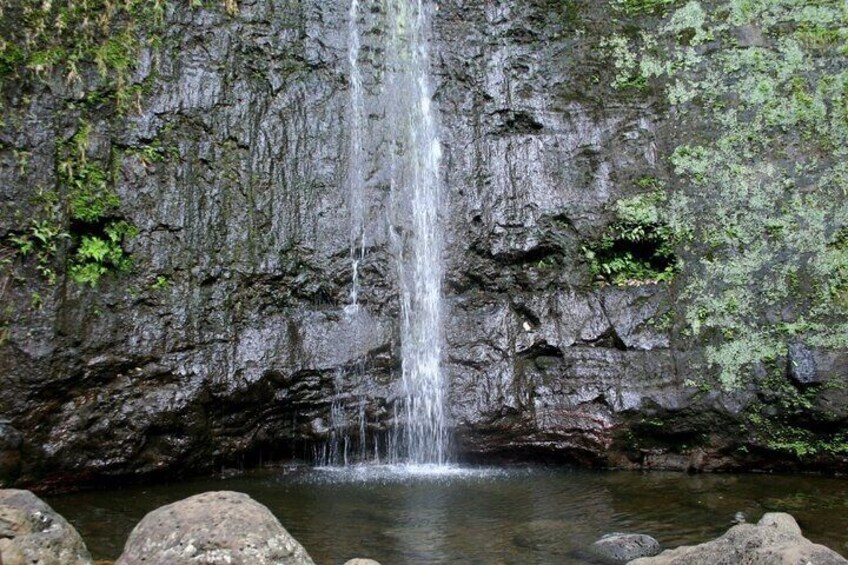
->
0;0;846;489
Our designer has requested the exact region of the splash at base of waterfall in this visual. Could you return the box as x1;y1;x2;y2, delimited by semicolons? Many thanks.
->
311;463;510;484
333;0;449;469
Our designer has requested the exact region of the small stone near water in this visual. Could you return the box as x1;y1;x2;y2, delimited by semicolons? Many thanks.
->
115;490;315;565
0;489;94;565
343;559;382;565
630;512;848;565
590;532;661;563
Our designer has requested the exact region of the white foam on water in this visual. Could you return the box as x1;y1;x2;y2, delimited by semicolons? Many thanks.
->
309;464;511;484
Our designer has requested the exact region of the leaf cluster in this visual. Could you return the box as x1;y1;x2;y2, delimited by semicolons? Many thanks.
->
584;189;680;285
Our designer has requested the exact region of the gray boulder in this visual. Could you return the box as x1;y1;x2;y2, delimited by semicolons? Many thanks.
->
0;489;93;565
629;512;847;564
788;343;818;385
591;532;661;563
115;491;315;565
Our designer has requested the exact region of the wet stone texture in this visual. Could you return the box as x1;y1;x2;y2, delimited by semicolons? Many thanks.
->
0;0;845;489
0;489;93;565
631;513;848;565
116;491;315;565
0;424;23;487
590;533;662;564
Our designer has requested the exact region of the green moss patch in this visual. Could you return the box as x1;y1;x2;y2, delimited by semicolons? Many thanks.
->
604;0;848;388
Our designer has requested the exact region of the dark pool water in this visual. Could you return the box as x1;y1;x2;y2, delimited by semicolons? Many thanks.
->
45;465;848;564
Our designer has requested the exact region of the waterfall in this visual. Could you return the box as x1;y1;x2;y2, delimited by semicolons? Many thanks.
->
321;0;448;469
347;0;366;311
385;0;449;465
316;0;371;470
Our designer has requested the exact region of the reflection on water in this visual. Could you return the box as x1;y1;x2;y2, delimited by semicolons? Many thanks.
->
45;467;848;564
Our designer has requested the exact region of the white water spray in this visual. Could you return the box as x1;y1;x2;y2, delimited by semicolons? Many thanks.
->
386;0;449;465
323;0;449;469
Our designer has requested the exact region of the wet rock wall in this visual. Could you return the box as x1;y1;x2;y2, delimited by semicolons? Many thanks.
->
1;0;846;489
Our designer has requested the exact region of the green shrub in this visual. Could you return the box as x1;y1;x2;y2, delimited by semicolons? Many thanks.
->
584;190;679;285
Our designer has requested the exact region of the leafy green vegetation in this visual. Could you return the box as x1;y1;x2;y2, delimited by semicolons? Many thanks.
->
0;1;243;293
151;275;170;290
584;189;680;285
58;125;122;224
2;121;136;289
7;219;68;285
0;1;161;100
58;122;136;286
0;0;238;110
604;0;848;388
611;0;679;16
3;187;67;286
745;370;848;458
69;222;137;287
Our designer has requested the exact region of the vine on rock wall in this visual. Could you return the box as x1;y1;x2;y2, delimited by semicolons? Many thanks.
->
583;185;681;285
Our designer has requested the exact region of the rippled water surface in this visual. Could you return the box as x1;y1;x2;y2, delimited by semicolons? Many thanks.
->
46;466;848;564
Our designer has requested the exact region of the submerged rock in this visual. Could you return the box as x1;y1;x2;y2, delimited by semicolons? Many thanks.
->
630;512;848;565
115;491;315;565
0;489;93;565
590;532;661;563
512;519;574;555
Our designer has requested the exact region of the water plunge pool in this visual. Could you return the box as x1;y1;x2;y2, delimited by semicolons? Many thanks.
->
46;466;848;564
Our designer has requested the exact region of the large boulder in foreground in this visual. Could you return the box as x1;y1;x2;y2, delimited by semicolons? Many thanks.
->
0;489;93;565
116;491;315;565
630;512;847;565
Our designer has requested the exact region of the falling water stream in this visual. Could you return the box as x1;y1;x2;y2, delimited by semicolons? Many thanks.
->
315;0;376;469
347;0;366;310
327;0;448;468
384;0;448;466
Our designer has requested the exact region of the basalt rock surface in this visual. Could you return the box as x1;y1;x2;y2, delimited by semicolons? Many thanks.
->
0;0;846;490
590;533;661;564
